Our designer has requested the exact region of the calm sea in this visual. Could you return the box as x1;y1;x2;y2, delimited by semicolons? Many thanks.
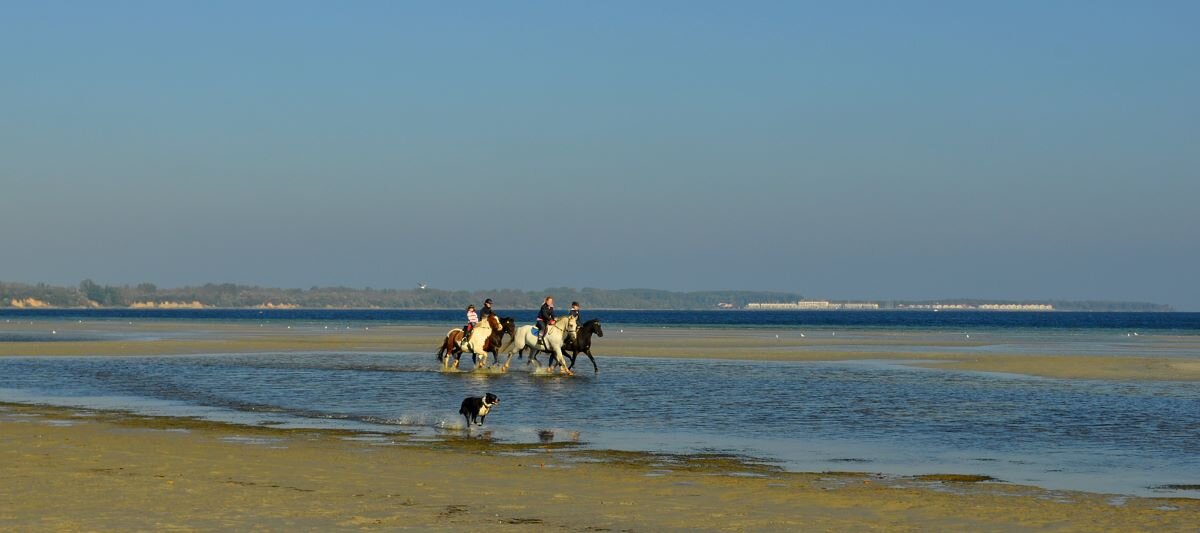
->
3;308;1200;330
1;310;1197;498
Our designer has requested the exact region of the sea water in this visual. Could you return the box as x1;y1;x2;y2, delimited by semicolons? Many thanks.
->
1;310;1198;498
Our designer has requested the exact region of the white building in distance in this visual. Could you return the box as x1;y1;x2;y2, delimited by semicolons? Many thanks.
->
745;300;880;310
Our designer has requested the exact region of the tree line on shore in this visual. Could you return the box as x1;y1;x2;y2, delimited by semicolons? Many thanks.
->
0;280;804;310
0;280;1173;312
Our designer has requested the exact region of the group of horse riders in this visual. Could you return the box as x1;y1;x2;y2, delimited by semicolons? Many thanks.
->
463;296;582;348
441;294;603;375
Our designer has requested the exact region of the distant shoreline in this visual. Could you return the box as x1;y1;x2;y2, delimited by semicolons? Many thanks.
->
2;281;1173;312
0;306;1185;313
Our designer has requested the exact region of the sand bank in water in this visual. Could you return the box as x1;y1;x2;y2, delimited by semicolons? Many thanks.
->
1;321;1198;381
1;404;1195;531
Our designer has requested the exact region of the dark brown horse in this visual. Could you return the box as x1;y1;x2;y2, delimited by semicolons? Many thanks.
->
552;319;603;373
437;315;515;368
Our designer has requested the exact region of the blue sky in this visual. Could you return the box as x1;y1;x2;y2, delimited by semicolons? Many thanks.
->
2;1;1198;308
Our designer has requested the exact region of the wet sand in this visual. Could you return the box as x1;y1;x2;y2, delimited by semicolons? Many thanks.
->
2;404;1196;531
2;320;1198;381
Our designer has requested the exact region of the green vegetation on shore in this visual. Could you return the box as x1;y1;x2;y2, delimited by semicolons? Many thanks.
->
0;280;1173;311
1;280;803;310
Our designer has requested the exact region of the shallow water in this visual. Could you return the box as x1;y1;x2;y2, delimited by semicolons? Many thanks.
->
5;308;1200;331
1;350;1197;498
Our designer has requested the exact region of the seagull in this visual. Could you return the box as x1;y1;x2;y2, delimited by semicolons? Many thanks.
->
418;283;427;290
800;333;805;338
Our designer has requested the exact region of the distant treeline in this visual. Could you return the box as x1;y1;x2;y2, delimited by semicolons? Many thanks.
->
0;281;1173;311
0;280;803;310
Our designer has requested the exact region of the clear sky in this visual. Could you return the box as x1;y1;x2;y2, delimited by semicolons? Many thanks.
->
2;1;1197;309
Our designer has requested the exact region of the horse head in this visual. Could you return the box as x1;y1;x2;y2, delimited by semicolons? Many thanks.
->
589;319;603;337
499;316;516;338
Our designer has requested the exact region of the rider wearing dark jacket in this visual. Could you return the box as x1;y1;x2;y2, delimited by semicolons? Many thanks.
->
536;296;555;343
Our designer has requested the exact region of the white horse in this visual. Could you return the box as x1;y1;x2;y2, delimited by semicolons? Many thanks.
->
444;314;499;370
496;315;576;375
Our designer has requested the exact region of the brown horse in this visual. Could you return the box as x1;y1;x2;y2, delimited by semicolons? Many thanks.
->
437;315;515;369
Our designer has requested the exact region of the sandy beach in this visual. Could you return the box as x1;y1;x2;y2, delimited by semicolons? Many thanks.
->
3;404;1196;531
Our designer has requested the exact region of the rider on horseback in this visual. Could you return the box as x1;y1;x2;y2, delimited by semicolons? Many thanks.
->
536;296;554;346
480;298;495;318
463;305;478;337
565;301;581;345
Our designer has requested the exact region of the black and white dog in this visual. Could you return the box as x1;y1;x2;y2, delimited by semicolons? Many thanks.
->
458;393;499;426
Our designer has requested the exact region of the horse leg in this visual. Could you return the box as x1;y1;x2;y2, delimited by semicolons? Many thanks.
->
552;345;573;376
585;349;598;373
468;343;480;368
495;339;514;371
499;344;516;371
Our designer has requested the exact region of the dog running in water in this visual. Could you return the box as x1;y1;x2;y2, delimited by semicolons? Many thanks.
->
459;393;499;426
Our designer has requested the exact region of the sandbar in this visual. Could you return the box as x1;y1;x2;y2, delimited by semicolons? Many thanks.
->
2;404;1195;531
